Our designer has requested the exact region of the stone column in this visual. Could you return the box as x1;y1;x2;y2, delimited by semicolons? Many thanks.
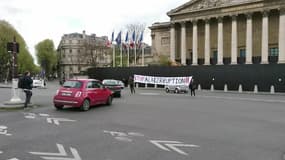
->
261;11;269;64
217;17;224;65
246;13;253;64
279;9;285;63
170;23;176;62
204;19;210;65
181;22;187;65
231;15;238;64
192;20;198;65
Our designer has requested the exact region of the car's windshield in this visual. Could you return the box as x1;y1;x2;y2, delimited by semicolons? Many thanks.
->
63;81;82;88
103;80;118;85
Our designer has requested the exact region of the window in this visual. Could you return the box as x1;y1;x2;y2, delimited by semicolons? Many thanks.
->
269;48;278;56
69;40;72;44
69;49;72;53
240;49;246;58
161;37;170;45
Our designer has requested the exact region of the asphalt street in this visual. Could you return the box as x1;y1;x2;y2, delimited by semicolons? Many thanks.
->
1;82;285;160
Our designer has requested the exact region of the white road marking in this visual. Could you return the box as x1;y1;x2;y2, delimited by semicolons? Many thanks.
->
7;158;20;160
128;132;144;137
103;130;127;137
24;113;36;119
0;150;3;154
150;140;199;156
39;113;50;117
46;118;76;125
115;136;133;142
30;143;82;160
0;125;12;136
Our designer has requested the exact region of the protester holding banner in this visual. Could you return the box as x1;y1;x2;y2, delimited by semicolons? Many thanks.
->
189;79;196;96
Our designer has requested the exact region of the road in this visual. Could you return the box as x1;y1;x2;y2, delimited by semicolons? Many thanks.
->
1;82;285;160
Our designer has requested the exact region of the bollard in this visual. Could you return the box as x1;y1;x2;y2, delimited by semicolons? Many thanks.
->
238;84;243;93
210;84;214;92
270;85;275;94
198;84;201;91
136;83;139;88
154;84;157;89
224;84;228;92
253;84;258;93
145;83;147;88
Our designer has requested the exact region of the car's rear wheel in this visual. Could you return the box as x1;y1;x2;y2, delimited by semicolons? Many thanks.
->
106;96;113;106
81;99;90;111
175;88;179;93
166;88;170;93
54;104;64;110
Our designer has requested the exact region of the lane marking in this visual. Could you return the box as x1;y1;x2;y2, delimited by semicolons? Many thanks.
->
115;137;133;142
150;140;199;156
140;93;160;96
30;143;82;160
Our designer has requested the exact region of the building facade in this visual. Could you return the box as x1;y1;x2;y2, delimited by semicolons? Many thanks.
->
150;0;285;66
57;31;111;79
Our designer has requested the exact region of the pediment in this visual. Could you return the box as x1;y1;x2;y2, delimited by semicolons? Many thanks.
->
168;0;262;15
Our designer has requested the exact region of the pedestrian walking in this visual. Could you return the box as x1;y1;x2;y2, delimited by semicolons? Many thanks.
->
22;71;33;108
128;76;135;94
189;78;196;96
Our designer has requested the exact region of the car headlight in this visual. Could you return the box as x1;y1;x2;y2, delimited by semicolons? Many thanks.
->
75;91;82;97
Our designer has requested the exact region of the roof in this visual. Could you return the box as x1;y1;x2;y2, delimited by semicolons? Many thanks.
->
167;0;263;16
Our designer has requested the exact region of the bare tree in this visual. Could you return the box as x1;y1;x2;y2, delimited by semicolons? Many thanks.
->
125;22;146;65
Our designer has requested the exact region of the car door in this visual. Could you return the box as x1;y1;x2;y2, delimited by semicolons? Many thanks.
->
91;81;106;103
86;81;100;105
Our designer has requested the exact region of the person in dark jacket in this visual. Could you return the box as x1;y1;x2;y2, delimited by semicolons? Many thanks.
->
128;76;135;94
189;78;196;96
22;71;33;108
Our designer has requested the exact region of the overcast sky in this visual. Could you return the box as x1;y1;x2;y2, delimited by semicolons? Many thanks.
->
0;0;189;61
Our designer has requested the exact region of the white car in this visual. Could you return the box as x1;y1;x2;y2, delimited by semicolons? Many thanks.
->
32;79;44;88
165;85;188;93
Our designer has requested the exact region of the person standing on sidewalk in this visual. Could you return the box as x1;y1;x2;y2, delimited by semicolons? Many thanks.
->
22;71;33;108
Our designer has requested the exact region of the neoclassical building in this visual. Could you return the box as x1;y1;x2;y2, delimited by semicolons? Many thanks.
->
150;0;285;65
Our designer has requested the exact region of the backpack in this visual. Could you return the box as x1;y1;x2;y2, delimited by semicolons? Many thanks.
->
18;77;24;89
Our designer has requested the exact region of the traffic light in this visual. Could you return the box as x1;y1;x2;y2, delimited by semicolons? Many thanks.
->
7;42;19;53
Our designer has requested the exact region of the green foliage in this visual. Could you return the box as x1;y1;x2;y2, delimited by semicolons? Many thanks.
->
35;39;57;77
0;20;37;80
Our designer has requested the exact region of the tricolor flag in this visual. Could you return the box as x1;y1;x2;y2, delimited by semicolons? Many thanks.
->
115;31;122;45
106;31;114;47
123;32;129;49
138;31;144;48
130;31;136;48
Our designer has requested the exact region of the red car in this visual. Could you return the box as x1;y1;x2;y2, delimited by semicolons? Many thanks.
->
53;79;113;111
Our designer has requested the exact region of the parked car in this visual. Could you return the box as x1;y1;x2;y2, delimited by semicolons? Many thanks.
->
53;79;113;111
32;78;44;88
116;80;125;89
165;85;188;93
102;79;122;97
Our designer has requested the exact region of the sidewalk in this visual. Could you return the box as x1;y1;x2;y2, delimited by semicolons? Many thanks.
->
0;83;11;88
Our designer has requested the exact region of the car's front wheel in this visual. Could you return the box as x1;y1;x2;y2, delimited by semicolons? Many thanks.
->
166;88;170;93
81;99;90;111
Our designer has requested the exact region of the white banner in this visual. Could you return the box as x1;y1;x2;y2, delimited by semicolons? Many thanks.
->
134;75;192;86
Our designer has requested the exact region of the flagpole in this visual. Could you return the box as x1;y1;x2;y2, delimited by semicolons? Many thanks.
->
142;44;145;66
112;44;115;67
120;43;123;67
134;42;137;66
127;45;130;67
